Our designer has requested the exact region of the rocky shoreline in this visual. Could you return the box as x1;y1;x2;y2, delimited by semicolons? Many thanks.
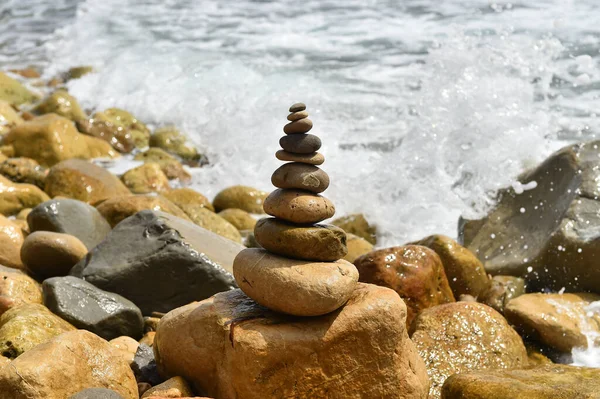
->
0;66;599;398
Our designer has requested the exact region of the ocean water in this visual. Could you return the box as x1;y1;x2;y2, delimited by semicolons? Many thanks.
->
2;0;600;364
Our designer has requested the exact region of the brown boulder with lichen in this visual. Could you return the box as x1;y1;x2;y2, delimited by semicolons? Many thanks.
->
4;114;118;167
505;293;600;353
155;283;429;399
0;215;25;269
45;159;130;204
0;266;42;317
121;163;171;194
96;195;190;227
354;245;455;327
0;175;49;216
0;330;138;399
411;235;490;299
411;302;528;399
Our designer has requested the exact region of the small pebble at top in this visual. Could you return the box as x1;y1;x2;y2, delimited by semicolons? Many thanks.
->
289;102;306;112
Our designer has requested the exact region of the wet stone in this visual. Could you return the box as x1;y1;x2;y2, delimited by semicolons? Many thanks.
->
284;118;313;134
276;150;324;165
289;102;306;112
287;111;309;121
279;134;321;154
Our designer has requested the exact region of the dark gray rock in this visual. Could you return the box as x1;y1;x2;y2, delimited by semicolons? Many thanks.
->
68;388;125;399
132;344;162;385
70;210;239;315
460;141;600;293
28;198;111;250
43;276;143;340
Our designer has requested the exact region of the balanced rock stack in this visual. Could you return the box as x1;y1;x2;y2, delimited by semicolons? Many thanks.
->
233;102;359;316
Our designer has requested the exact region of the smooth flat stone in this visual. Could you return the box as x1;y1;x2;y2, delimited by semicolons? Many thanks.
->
276;150;324;165
283;118;313;134
233;248;358;316
271;163;330;193
289;102;306;112
279;134;321;154
264;189;334;223
287;111;309;121
254;217;347;261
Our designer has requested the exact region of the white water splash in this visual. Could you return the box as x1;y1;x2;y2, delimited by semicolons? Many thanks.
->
572;301;600;367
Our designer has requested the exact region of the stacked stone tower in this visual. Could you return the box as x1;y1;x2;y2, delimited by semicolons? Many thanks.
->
233;102;359;316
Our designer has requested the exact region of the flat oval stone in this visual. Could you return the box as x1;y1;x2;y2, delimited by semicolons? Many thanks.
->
271;163;330;194
233;248;358;316
254;217;347;261
263;189;334;223
279;134;321;154
289;102;306;112
276;150;324;165
283;118;313;134
287;111;309;121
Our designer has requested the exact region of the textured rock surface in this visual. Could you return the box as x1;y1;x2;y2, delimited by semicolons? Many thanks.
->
27;198;111;249
121;163;171;194
71;211;238;314
505;293;600;352
411;302;528;399
132;344;161;385
162;188;214;212
331;213;377;244
150;127;200;163
155;284;429;399
21;231;88;278
0;157;47;188
481;275;525;314
110;336;139;364
217;208;256;231
343;233;374;262
43;276;144;340
0;72;38;105
271;163;330;193
0;266;42;317
412;235;490;298
96;195;190;227
141;376;193;399
354;245;455;327
133;148;191;181
180;206;242;243
263;188;335;223
0;303;75;358
0;175;49;216
32;90;86;121
460;140;600;293
441;365;600;399
45;159;130;204
0;330;138;399
5;114;117;167
233;248;358;316
69;388;126;399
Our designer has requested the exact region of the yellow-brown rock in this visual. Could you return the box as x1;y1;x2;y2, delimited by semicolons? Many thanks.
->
110;336;140;365
505;293;600;352
20;231;88;279
254;217;347;261
275;150;324;165
76;117;135;153
182;207;242;243
150;127;201;163
441;365;600;399
233;248;358;316
32;90;86;121
93;108;150;148
354;245;455;328
271;163;329;193
0;303;75;358
0;330;138;398
44;159;130;204
343;233;374;262
96;195;190;227
121;163;171;194
0;175;49;215
141;376;194;399
263;188;335;224
0;266;42;317
0;157;47;188
0;215;25;269
134;148;191;181
162;188;214;213
411;302;528;399
0;72;38;105
481;275;525;314
411;235;490;299
332;213;377;244
140;331;156;347
217;208;256;231
212;185;267;214
155;284;429;399
8;68;40;79
0;100;23;135
4;114;118;167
